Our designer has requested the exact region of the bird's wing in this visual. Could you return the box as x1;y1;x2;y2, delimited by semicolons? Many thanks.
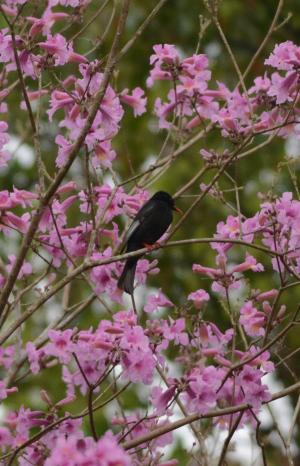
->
123;198;155;245
124;218;140;244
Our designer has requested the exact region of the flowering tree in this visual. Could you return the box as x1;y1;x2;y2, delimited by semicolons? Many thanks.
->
0;0;300;464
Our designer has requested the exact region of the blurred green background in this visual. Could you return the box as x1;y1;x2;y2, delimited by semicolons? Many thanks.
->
2;1;300;464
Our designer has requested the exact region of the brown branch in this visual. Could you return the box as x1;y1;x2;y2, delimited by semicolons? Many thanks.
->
73;352;98;441
0;6;36;134
217;411;244;466
5;294;97;387
169;136;252;238
173;166;208;198
70;0;111;42
0;237;282;345
122;381;300;451
242;0;284;82
217;320;295;393
0;0;131;316
205;3;252;117
156;363;209;463
116;0;169;62
5;380;130;465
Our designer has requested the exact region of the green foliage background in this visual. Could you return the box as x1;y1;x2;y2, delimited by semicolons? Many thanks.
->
2;1;300;464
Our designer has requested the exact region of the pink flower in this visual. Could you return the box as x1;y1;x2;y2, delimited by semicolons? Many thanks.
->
160;461;179;466
239;301;266;337
185;366;224;414
144;289;173;313
181;53;209;77
1;211;30;233
55;134;74;167
248;74;271;94
48;90;74;121
49;0;92;6
0;190;12;209
151;384;177;414
10;188;38;207
90;248;119;295
0;121;9;168
150;44;179;65
0;345;14;369
231;253;264;273
211;277;242;296
91;140;116;169
44;329;74;363
94;431;131;465
255;289;279;302
188;288;210;309
265;41;300;71
192;263;222;279
122;189;149;216
120;326;150;352
120;87;147;116
4;0;26;5
192;323;233;358
121;348;156;384
28;9;69;38
0;381;17;401
26;342;43;374
6;255;32;279
268;70;298;105
57;181;77;194
199;148;217;162
237;365;271;408
163;318;189;346
0;427;13;451
39;34;86;66
147;44;180;87
243;347;275;373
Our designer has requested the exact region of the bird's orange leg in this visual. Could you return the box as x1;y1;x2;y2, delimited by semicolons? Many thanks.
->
143;242;161;251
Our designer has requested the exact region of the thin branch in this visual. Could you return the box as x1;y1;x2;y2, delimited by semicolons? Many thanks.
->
1;10;36;135
122;380;300;451
205;4;252;117
286;392;300;447
0;0;131;316
116;0;169;62
0;237;284;345
217;320;295;393
156;364;209;464
70;0;111;42
242;0;284;82
217;411;244;466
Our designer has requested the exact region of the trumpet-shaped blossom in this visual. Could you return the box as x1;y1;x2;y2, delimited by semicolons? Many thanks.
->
239;301;266;337
188;288;210;309
144;289;173;313
1;30;300;464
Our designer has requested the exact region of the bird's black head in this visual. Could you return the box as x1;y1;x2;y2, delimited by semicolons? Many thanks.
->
152;191;175;208
151;191;183;214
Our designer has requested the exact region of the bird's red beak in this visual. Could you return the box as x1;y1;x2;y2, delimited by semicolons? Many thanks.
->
173;206;183;215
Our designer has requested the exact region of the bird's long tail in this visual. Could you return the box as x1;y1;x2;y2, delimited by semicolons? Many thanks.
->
117;258;138;295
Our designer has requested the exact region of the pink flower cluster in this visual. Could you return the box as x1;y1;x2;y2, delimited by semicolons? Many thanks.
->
0;6;147;172
208;192;300;279
0;184;159;301
44;432;131;466
193;252;264;297
1;11;300;461
148;42;300;143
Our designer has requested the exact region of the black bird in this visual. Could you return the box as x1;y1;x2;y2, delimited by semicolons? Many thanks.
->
118;191;181;295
